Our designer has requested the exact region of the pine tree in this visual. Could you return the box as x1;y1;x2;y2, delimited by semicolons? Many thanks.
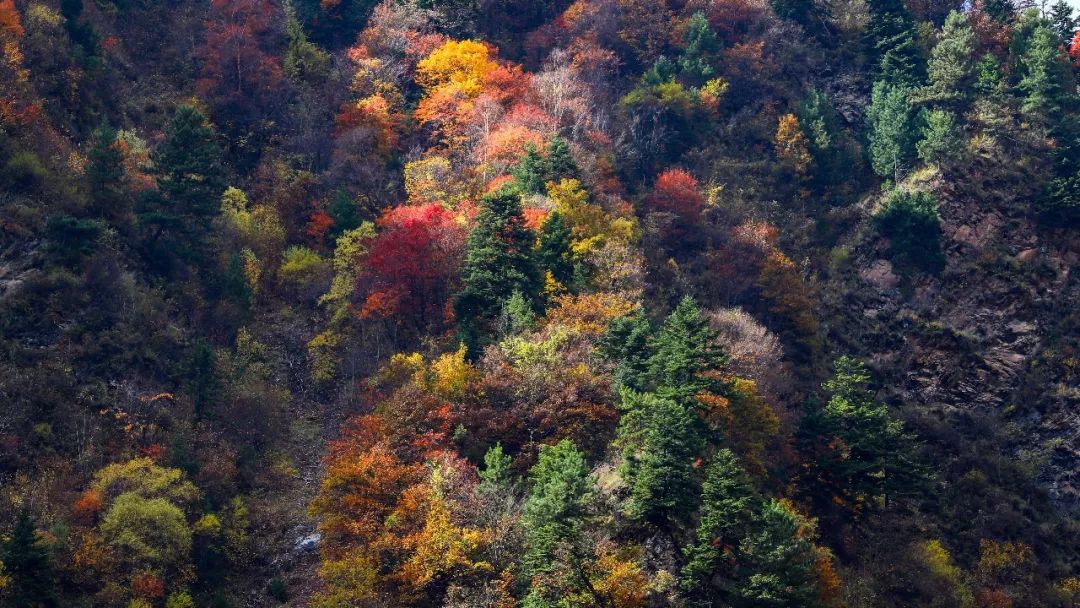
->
2;511;58;608
917;109;964;165
512;143;547;194
479;442;514;493
143;104;226;263
866;0;925;87
916;11;977;108
521;440;595;590
544;135;579;182
455;185;541;357
806;356;924;514
678;12;720;84
867;81;918;179
86;121;127;219
681;449;759;592
1049;0;1076;44
283;0;329;83
327;189;362;242
734;500;820;608
624;395;702;525
598;313;654;393
536;210;574;288
1018;24;1073;124
648;296;730;407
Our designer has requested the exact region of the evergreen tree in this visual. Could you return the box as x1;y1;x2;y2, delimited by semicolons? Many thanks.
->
455;185;541;356
2;511;58;608
1018;24;1073;123
866;0;925;87
598;313;654;393
770;0;829;37
512;143;548;194
917;109;965;165
536;210;574;288
648;296;730;407
520;439;595;601
86;121;127;219
806;356;924;514
479;443;514;493
734;500;820;608
544;135;579;182
681;449;759;592
867;81;919;179
283;0;330;83
624;395;702;526
143;105;226;264
1049;0;1076;44
679;12;720;84
916;11;977;108
327;189;362;242
982;0;1014;22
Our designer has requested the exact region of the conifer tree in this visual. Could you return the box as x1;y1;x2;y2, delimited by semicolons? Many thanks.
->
770;0;829;38
1049;0;1076;44
734;500;820;608
536;210;574;288
917;109;964;165
544;135;578;182
866;0;925;87
86;121;126;219
624;395;701;526
648;296;730;407
681;449;759;592
916;11;977;108
867;81;918;179
512;143;548;194
2;511;58;608
327;189;362;242
455;185;541;356
143;104;226;264
679;12;719;84
598;313;654;393
1018;24;1072;123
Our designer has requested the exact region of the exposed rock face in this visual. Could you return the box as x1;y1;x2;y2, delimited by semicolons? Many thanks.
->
823;160;1080;510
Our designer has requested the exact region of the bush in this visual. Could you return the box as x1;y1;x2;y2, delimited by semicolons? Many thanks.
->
2;151;49;193
873;188;945;274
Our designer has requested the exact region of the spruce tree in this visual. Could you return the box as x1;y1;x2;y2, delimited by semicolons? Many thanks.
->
681;449;760;592
734;500;820;608
520;439;595;604
536;210;574;288
86;121;127;219
917;109;964;165
143;104;226;263
624;395;702;526
544;135;579;182
512;143;547;194
327;189;362;242
866;0;925;87
916;11;977;108
455;185;541;356
648;296;730;407
598;313;654;392
2;511;58;608
1049;0;1076;44
1018;24;1072;124
867;81;918;179
678;12;720;84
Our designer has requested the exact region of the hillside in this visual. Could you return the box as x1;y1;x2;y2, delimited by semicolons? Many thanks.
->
1;0;1080;606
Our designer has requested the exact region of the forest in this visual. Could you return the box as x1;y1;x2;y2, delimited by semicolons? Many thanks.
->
1;0;1080;605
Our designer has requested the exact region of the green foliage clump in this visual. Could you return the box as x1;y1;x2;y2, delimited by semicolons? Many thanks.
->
873;188;944;274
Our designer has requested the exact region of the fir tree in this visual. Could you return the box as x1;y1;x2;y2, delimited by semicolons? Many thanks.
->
598;313;654;393
866;0;925;87
544;135;579;182
455;185;541;356
867;81;919;179
624;395;702;526
1049;0;1076;44
512;143;548;194
734;500;820;608
648;296;730;407
143;104;226;264
916;11;977;108
917;109;964;165
681;449;760;593
1018;24;1072;124
2;511;58;608
536;210;574;288
86;121;127;219
678;12;720;84
283;0;330;83
327;189;362;242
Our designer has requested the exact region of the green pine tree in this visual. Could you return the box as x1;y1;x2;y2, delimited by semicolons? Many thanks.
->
455;185;541;357
917;109;964;165
867;81;919;179
544;136;579;182
866;0;925;87
2;511;58;608
536;210;574;288
283;0;330;83
143;104;226;265
648;296;730;407
512;144;548;194
1018;24;1073;124
681;449;760;593
86;121;127;219
734;500;820;608
623;394;702;525
598;313;654;393
915;11;977;108
678;12;720;84
1049;0;1076;44
327;189;362;242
